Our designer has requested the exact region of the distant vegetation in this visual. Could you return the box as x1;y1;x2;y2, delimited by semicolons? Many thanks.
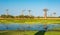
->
0;14;60;18
0;14;34;18
0;14;60;24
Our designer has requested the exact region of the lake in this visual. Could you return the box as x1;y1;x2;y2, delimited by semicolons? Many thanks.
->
0;23;60;30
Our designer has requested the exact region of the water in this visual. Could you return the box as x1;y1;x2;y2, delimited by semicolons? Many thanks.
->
0;23;60;30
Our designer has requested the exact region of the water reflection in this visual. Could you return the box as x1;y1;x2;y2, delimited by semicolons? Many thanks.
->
0;23;60;30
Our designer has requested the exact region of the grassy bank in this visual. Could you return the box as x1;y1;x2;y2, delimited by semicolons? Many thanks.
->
0;18;60;24
0;31;60;35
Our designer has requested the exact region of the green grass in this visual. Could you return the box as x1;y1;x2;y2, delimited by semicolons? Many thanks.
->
0;19;60;24
0;18;60;35
0;31;60;35
45;31;60;35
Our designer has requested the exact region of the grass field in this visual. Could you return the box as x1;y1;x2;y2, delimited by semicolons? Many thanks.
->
0;18;60;35
0;18;60;24
0;30;60;35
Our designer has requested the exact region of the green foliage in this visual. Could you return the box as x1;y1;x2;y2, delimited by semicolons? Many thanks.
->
1;15;14;18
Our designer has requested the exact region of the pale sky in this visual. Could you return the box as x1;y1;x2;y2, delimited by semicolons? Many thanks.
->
0;0;60;17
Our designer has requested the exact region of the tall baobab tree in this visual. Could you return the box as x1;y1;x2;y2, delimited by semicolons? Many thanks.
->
5;9;9;15
43;8;48;19
28;10;31;17
53;12;56;17
21;10;25;16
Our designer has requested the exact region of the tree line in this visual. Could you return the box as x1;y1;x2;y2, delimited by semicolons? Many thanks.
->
0;14;34;18
0;14;60;18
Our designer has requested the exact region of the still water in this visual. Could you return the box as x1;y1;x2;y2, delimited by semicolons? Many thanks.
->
0;23;60;30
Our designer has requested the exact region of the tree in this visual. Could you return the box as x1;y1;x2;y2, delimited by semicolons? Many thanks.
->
1;14;14;18
18;15;25;18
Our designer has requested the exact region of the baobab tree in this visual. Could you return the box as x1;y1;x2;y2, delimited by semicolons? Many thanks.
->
5;9;9;15
21;10;25;16
53;12;56;17
28;10;31;17
43;8;48;19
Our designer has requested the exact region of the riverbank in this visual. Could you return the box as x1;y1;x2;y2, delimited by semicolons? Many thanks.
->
0;18;60;24
0;30;60;35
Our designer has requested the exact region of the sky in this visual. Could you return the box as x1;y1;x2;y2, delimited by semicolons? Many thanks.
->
0;0;60;17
